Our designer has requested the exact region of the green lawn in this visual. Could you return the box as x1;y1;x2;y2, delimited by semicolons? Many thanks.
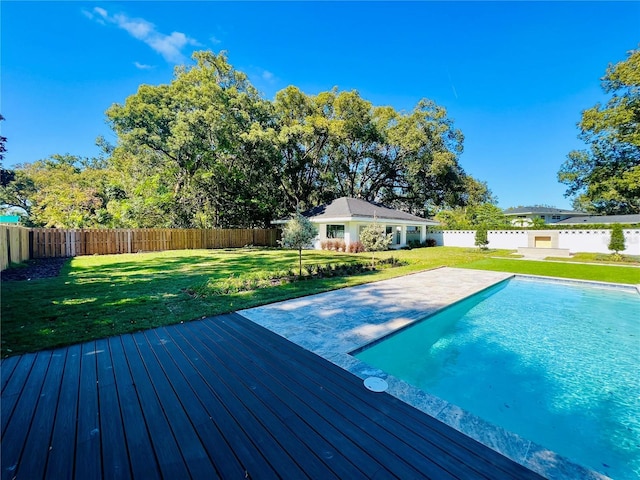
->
2;247;638;356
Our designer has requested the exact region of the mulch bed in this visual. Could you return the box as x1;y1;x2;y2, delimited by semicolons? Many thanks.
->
1;257;69;282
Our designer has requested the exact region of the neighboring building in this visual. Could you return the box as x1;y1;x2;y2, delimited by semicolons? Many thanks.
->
503;207;588;226
554;214;640;226
274;197;439;249
0;215;20;225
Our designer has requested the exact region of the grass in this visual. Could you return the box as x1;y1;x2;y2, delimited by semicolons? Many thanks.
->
545;252;640;266
2;246;638;356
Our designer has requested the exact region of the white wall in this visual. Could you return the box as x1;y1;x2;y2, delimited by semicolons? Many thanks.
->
426;229;640;255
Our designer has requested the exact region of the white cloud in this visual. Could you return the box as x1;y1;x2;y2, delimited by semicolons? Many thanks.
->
134;62;154;70
262;70;274;81
87;7;199;64
210;36;221;45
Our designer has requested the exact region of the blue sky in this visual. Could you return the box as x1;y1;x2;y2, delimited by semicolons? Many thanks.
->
2;1;638;210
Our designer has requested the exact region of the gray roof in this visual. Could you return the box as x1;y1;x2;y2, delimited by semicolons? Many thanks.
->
503;207;586;216
555;214;640;225
301;197;437;224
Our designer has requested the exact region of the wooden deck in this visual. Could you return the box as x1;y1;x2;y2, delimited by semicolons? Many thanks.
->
1;313;544;479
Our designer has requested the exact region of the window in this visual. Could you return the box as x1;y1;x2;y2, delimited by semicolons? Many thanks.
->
326;225;345;239
386;226;401;245
406;226;421;242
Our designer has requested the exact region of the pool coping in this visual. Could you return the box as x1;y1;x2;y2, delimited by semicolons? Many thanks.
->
241;269;635;480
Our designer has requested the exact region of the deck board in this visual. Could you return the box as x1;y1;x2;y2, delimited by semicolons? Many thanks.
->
107;336;159;479
96;338;131;479
120;334;191;479
1;312;544;480
45;343;81;479
75;341;102;479
15;349;66;480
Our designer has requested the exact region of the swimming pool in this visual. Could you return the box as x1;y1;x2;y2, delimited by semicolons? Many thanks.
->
354;277;640;480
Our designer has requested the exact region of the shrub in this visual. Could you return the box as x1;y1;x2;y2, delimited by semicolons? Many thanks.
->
348;241;365;253
320;240;328;250
475;225;489;250
334;239;346;252
425;238;437;247
280;211;318;275
360;219;393;267
608;223;626;257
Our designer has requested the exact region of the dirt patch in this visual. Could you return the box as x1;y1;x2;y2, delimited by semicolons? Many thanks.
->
1;257;69;282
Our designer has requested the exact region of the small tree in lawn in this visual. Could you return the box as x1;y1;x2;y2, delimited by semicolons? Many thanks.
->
280;211;318;276
475;224;489;250
360;218;392;268
608;223;626;260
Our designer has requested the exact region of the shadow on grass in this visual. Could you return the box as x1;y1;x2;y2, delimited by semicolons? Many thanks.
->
0;249;367;356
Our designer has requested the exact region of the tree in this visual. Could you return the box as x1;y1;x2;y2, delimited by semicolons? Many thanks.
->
0;155;115;227
608;223;626;258
279;211;318;276
558;48;640;214
0;114;7;166
106;50;282;228
359;218;392;267
273;86;334;211
474;225;489;250
434;203;507;229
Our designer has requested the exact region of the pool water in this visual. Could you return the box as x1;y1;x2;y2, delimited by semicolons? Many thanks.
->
354;277;640;480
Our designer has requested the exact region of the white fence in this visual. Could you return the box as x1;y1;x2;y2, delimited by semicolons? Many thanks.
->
426;229;640;255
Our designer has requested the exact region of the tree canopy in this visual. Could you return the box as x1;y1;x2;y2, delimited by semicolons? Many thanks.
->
558;48;640;214
3;50;495;228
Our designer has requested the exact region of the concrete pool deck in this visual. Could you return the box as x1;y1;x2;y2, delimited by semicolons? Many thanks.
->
241;267;609;480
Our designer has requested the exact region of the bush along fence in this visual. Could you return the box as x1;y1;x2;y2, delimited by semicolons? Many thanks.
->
1;227;282;271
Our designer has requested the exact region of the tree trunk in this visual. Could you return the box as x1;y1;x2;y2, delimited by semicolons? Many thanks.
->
299;247;302;276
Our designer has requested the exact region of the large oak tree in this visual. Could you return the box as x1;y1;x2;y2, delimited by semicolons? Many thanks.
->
558;48;640;214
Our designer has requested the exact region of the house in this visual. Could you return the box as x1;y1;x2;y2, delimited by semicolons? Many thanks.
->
274;197;439;249
554;214;640;226
503;207;588;226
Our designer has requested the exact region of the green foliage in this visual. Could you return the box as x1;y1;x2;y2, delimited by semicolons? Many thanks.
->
608;223;626;255
474;225;489;250
9;50;496;228
359;219;393;266
530;216;547;229
435;203;507;229
558;48;640;214
0;154;116;227
106;51;282;228
280;212;318;275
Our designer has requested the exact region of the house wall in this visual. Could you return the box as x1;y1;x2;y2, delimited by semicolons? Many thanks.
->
426;229;640;255
507;214;575;226
314;221;429;250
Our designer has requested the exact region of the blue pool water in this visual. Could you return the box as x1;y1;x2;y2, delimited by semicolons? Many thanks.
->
354;277;640;480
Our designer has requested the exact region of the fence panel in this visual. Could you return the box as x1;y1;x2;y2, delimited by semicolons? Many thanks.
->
23;228;281;261
0;226;30;270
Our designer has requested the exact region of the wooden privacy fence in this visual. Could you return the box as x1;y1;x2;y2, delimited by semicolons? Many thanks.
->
1;227;281;270
1;226;30;271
